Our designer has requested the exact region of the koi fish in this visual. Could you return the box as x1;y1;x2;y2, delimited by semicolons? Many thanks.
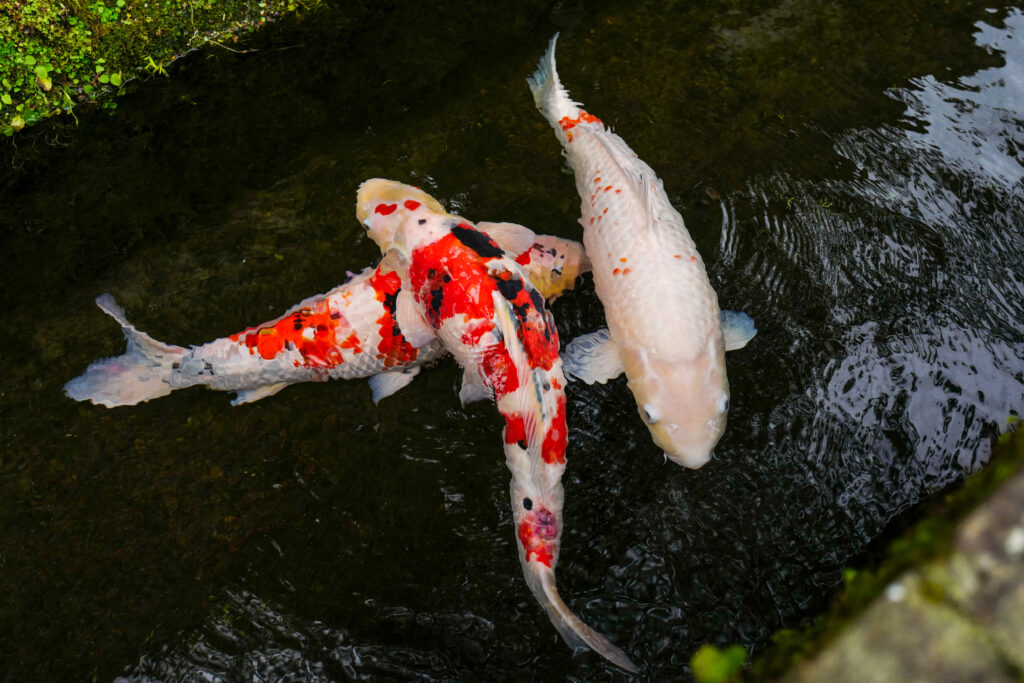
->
64;231;588;409
528;35;757;468
357;179;638;673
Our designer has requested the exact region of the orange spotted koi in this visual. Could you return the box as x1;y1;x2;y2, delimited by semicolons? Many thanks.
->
357;179;637;673
64;230;589;409
529;35;757;469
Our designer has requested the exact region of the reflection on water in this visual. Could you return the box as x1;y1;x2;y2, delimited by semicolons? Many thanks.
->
2;2;1023;680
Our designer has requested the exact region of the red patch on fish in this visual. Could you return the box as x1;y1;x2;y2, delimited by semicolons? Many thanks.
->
503;412;527;445
403;200;421;211
369;268;419;367
374;203;398;215
517;519;554;567
541;394;567;465
233;304;345;368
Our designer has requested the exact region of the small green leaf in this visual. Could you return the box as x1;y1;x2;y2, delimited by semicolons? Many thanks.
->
95;65;105;74
1;94;11;106
691;644;747;683
2;79;10;89
109;72;122;87
98;74;109;84
116;0;125;6
24;55;37;66
11;115;25;131
68;16;79;25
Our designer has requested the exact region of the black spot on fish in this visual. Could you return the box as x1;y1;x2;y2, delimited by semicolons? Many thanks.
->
517;440;527;449
382;289;399;314
171;362;181;370
495;276;524;302
418;219;426;225
523;497;533;510
203;361;215;375
429;286;444;316
443;274;451;283
451;224;504;258
294;322;303;331
529;289;545;312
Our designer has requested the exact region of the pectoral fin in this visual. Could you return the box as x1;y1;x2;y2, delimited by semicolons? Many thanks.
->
476;221;538;256
562;328;624;384
720;310;757;351
367;367;421;404
395;290;436;348
459;370;492;405
230;382;291;406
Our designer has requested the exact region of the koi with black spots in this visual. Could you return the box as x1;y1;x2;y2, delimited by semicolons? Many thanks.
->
64;223;588;409
357;179;637;673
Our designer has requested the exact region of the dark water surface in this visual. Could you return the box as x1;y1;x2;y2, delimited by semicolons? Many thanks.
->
2;1;1022;679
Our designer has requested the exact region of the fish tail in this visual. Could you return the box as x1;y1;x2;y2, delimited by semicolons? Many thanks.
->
527;34;582;132
527;565;639;673
64;294;186;407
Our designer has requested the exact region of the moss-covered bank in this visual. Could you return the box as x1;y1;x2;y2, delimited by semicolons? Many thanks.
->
0;0;322;135
743;421;1024;680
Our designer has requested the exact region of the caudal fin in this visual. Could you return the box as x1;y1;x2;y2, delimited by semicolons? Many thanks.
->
526;565;639;673
64;294;186;407
527;34;583;132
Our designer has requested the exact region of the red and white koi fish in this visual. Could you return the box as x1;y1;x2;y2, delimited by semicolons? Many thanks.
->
64;231;588;409
528;35;757;468
357;179;638;673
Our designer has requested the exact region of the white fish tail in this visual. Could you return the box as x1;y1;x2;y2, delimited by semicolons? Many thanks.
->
64;294;186;407
527;34;582;135
526;565;638;673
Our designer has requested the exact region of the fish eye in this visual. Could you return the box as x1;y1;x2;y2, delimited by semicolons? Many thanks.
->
720;395;730;412
523;498;533;510
642;404;659;425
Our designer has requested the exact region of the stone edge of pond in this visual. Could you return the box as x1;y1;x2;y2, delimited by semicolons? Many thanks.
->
728;421;1024;682
0;0;325;136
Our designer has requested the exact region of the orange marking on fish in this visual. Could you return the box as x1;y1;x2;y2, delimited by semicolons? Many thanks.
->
235;304;346;367
518;521;554;567
541;395;567;465
403;199;421;211
622;267;631;275
612;268;621;275
503;413;527;445
691;255;697;261
619;257;627;263
603;185;613;192
374;203;398;216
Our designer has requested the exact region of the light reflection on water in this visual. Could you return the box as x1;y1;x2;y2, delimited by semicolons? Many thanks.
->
7;4;1024;681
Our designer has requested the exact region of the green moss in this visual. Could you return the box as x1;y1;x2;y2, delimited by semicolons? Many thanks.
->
0;0;324;135
745;420;1024;679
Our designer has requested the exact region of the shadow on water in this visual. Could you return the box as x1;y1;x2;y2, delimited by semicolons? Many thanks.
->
1;0;1022;679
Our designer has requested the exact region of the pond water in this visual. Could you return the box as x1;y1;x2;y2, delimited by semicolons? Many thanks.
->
1;0;1022;679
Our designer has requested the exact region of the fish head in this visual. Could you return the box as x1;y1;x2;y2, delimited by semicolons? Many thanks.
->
356;179;447;253
519;235;591;301
623;333;730;469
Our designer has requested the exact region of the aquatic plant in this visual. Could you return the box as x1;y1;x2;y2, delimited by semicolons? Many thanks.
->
0;0;323;136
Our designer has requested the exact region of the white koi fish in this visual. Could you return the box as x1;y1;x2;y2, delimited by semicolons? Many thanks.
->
528;35;757;468
357;179;638;673
65;228;589;408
